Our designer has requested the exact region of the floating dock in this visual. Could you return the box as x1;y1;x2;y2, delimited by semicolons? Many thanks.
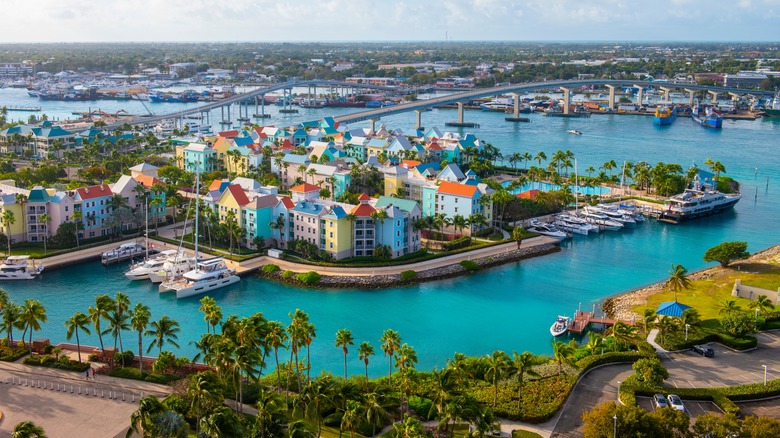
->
567;310;623;334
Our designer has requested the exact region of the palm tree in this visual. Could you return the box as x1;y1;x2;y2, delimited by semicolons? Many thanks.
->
657;315;678;344
188;372;222;435
265;320;288;389
145;316;181;356
38;213;50;254
748;295;775;316
130;303;151;374
88;294;114;361
71;209;83;247
640;308;656;336
534;151;547;168
11;421;46;438
395;343;418;412
451;214;468;237
551;340;576;375
427;367;458;420
65;312;91;363
20;299;46;354
510;351;543;410
512;226;528;249
364;390;392;437
2;302;21;348
380;328;401;385
484;350;509;407
610;321;638;350
3;209;15;255
357;341;375;383
341;400;362;438
666;264;692;302
718;299;742;316
335;328;354;380
254;387;287;438
303;321;316;380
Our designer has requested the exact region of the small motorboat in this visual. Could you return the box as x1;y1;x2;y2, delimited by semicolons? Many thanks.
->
567;130;582;135
527;219;570;240
550;316;570;337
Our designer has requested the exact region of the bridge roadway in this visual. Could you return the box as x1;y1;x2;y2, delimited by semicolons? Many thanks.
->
104;79;401;129
333;79;774;125
109;79;772;130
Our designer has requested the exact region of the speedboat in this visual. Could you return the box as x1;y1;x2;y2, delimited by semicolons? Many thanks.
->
567;130;582;135
580;208;624;231
592;205;637;227
159;257;239;299
550;316;570;337
148;251;198;283
527;219;570;240
556;213;600;233
0;256;44;280
124;250;179;281
101;242;146;265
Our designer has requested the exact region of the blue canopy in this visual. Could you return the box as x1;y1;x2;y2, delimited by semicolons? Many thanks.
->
656;301;691;317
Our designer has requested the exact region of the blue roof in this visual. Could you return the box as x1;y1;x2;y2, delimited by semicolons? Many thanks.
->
324;205;348;219
415;162;441;174
292;201;325;214
27;187;51;203
656;301;692;317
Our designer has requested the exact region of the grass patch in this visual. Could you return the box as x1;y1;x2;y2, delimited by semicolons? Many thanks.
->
512;431;544;438
108;367;180;384
154;236;262;262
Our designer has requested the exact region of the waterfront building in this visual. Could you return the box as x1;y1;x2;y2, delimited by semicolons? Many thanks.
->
25;187;51;243
421;180;494;232
0;192;26;243
322;205;353;259
73;184;114;238
0;122;76;158
350;194;377;257
373;196;422;257
243;194;278;249
128;163;160;179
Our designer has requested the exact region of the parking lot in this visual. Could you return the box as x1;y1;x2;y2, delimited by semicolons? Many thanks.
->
660;330;780;389
637;395;722;417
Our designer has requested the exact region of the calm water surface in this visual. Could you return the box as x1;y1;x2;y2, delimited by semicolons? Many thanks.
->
2;90;779;377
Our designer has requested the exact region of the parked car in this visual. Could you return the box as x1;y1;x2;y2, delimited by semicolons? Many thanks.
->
653;393;669;409
692;344;715;357
667;394;686;412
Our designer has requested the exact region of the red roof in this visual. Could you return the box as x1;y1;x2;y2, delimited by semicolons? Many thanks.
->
350;203;375;217
517;189;540;200
77;184;112;200
218;130;239;138
358;193;370;201
437;181;477;197
427;141;443;151
402;160;421;168
224;185;250;206
279;197;295;209
290;183;320;193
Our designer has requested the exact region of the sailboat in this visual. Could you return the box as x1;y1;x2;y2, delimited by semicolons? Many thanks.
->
158;158;239;299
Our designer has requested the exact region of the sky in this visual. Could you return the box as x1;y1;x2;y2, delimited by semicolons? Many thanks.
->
3;0;779;43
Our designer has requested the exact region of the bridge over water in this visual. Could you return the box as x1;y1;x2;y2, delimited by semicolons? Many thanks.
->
109;79;772;131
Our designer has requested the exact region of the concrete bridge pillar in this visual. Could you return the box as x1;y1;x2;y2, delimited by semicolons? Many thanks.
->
560;87;571;115
633;84;645;107
369;118;378;133
457;102;465;123
659;86;673;102
728;92;741;102
414;110;424;131
684;88;697;106
708;90;719;104
509;93;521;118
605;85;616;111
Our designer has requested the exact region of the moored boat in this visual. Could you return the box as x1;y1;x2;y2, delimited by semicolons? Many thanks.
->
653;104;677;125
658;175;741;224
550;316;570;337
101;242;147;265
124;250;179;281
566;130;582;135
148;252;198;283
158;257;239;299
0;256;44;280
764;88;780;117
692;105;723;129
527;219;570;240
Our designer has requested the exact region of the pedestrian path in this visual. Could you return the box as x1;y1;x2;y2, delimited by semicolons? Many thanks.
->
646;329;669;353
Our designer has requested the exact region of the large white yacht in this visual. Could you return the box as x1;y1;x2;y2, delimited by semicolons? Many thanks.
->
659;176;741;224
0;256;44;280
148;251;198;283
124;250;179;281
158;257;239;299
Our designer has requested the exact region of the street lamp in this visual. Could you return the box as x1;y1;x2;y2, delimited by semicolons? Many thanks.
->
617;381;622;404
756;308;760;320
763;365;768;386
685;324;691;341
613;414;617;438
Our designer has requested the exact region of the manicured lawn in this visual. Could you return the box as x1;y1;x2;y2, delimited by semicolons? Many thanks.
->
633;260;780;320
512;430;544;438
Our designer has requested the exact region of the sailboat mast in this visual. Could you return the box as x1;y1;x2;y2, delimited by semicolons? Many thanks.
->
620;160;627;202
194;158;200;269
575;158;579;215
145;196;149;259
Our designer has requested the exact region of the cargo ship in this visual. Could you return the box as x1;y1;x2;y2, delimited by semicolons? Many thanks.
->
653;105;677;125
692;105;723;129
148;90;200;103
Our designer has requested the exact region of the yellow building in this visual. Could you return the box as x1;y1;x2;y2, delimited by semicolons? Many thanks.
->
322;205;353;260
0;194;26;243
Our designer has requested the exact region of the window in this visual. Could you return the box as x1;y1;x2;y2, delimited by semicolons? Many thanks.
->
329;232;333;238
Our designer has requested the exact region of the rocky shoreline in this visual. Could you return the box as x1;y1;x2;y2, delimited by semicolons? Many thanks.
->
256;242;561;289
602;244;780;321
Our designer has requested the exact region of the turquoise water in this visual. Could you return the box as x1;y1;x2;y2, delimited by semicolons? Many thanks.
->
501;180;612;196
2;93;780;378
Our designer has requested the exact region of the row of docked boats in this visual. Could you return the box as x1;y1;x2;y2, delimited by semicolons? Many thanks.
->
652;103;723;129
528;203;646;239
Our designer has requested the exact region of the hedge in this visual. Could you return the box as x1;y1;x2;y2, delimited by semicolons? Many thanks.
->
0;347;28;362
575;350;653;374
108;367;180;384
281;270;295;279
659;319;757;351
261;264;280;273
23;354;91;372
400;270;417;281
443;236;471;251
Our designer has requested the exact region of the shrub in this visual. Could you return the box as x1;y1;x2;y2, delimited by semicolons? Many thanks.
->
108;367;179;384
400;270;417;281
632;358;668;386
114;350;135;366
0;347;28;362
720;313;759;337
295;271;321;284
575;351;652;374
408;395;433;417
262;264;281;273
23;354;90;372
281;270;295;279
459;260;479;271
88;353;100;362
703;241;749;267
43;345;55;354
443;236;471;251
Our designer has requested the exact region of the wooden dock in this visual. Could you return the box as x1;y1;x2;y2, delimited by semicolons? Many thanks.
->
5;105;41;112
568;310;619;334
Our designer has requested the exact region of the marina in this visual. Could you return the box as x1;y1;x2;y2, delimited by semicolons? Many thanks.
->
1;92;779;375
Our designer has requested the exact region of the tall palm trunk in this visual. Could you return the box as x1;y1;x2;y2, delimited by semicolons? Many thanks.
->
138;330;144;374
274;347;281;389
75;329;82;363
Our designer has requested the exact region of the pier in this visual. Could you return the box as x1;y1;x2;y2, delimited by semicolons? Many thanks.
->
3;105;41;112
568;310;622;334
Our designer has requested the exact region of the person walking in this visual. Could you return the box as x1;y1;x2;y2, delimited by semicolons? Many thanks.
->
85;369;90;380
91;367;96;380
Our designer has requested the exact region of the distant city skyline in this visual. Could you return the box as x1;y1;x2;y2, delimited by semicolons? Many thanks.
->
3;0;780;43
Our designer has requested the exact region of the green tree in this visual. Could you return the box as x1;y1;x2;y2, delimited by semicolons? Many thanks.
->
11;421;46;438
253;387;287;438
484;350;509;407
130;303;151;374
551;339;576;374
20;299;47;354
509;351;544;410
720;312;758;337
357;341;375;383
718;299;742;316
3;209;15;255
88;294;114;361
511;226;528;249
380;328;401;385
335;328;354;380
748;294;776;317
265;320;288;390
64;312;91;364
188;371;224;436
127;395;165;438
632;357;669;386
703;241;749;267
146;316;181;356
666;264;691;302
